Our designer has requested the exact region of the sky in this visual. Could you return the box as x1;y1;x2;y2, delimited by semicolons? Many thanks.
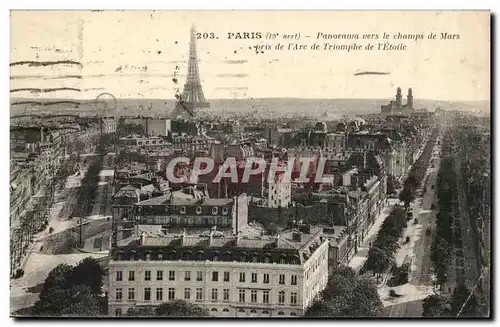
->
10;10;490;101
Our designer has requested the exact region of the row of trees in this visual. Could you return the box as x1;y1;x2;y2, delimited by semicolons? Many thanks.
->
29;257;107;317
72;157;103;219
360;207;407;280
430;155;455;286
305;267;382;317
53;154;79;190
122;300;209;317
422;283;481;317
399;128;440;210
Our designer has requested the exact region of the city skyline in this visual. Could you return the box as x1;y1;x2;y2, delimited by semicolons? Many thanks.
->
10;11;490;102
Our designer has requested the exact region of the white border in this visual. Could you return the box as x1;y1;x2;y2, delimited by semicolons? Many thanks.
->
3;1;497;327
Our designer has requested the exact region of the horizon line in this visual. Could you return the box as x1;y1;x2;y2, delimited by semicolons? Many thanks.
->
9;97;491;103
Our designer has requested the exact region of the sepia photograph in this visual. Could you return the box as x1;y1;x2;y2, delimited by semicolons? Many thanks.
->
9;10;491;319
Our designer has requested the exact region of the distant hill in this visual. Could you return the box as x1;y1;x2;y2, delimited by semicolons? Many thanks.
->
9;97;490;118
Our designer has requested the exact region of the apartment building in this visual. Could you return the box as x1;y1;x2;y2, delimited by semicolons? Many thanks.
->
108;227;329;317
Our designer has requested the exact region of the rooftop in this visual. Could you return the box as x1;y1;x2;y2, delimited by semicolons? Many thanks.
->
112;226;327;265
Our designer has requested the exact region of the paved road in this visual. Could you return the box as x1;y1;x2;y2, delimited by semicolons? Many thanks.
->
10;154;114;315
386;137;442;317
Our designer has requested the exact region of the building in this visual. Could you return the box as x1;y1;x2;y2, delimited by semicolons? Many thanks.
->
102;118;117;134
108;226;329;317
381;87;415;114
172;134;219;152
119;135;169;149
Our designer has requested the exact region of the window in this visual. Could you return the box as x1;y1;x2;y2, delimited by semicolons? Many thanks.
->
278;291;285;304
169;270;175;281
211;207;218;215
291;275;297;285
184;288;191;300
223;308;230;312
211;288;218;301
291;292;297;305
144;287;151;301
115;288;122;301
144;270;151;281
156;288;163;301
223;271;230;282
168;288;175;300
279;256;286;264
196;288;203;300
116;271;123;281
250;309;257;313
238;289;245;302
263;290;269;304
262;310;269;314
157;270;163;281
180;206;186;214
290;312;297;316
128;271;135;281
197;271;203;281
211;308;218;312
128;288;135;300
222;207;228;215
263;273;270;284
239;272;245;282
251;290;257;303
223;289;230;301
251;273;257;283
278;311;285;316
212;271;219;282
115;308;122;317
185;271;191;281
196;206;202;214
279;274;285;285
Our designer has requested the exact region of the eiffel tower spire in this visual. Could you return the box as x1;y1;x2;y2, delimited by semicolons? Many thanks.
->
171;25;210;119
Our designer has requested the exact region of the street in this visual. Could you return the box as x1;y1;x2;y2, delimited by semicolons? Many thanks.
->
381;136;442;316
10;153;114;315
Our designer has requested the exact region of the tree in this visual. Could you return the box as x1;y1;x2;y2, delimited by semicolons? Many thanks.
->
306;268;382;317
304;300;335;317
450;284;480;317
34;264;74;314
31;259;106;317
422;294;450;317
362;247;393;281
154;300;209;317
125;306;155;317
387;174;400;195
399;187;415;210
69;257;105;295
58;285;103;317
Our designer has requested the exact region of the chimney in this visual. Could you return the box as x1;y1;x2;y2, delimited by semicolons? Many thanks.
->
274;234;281;248
209;228;215;246
299;224;311;234
181;228;187;245
235;231;241;246
292;231;302;242
233;196;239;235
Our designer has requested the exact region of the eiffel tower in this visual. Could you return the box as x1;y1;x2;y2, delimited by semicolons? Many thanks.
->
171;25;210;119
